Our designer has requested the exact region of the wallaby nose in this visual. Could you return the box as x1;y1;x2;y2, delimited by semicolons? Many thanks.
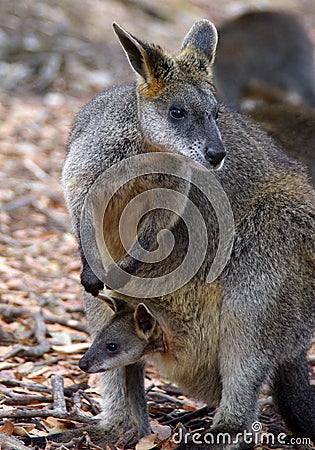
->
205;147;226;168
79;356;90;373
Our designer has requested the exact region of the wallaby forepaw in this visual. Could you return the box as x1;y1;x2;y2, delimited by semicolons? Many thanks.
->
81;266;104;297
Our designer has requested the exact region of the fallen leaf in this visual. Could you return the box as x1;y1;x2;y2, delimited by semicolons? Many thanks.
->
0;422;14;435
0;362;17;370
151;421;172;442
25;366;50;378
135;434;156;450
15;361;35;375
181;404;196;411
51;343;90;353
49;331;72;346
12;425;35;437
41;417;70;433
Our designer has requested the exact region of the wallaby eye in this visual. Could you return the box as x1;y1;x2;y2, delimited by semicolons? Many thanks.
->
169;106;186;120
106;343;118;352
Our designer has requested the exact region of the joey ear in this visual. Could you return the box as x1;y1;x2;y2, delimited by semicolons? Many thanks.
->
135;303;156;339
113;22;150;81
181;19;218;65
98;292;129;313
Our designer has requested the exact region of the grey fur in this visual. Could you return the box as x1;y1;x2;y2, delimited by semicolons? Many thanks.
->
248;102;315;186
62;19;315;448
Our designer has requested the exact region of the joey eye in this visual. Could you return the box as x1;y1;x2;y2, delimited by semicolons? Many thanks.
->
169;107;186;120
214;107;221;122
106;343;118;352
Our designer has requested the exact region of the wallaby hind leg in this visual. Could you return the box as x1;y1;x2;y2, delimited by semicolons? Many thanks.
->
212;348;264;435
272;352;315;441
174;342;266;449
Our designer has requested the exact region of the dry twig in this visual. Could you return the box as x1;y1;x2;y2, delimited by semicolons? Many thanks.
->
0;312;50;361
0;433;30;450
44;312;87;333
51;375;67;414
161;405;214;426
0;304;87;333
0;407;99;423
80;391;102;416
0;379;88;396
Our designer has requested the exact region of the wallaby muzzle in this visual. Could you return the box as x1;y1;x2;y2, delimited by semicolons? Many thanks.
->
205;145;226;168
78;353;93;373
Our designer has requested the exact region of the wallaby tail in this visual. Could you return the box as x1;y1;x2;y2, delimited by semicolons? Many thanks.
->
272;352;315;441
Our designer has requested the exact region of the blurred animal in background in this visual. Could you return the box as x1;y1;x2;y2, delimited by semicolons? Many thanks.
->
214;11;315;110
214;10;315;186
248;102;315;185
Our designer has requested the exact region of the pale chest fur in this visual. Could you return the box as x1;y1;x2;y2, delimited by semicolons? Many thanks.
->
148;281;222;406
102;179;152;262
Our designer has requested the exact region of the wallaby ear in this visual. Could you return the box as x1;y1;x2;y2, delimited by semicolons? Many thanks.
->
113;22;150;81
98;292;129;313
113;22;174;95
180;19;218;65
135;303;156;339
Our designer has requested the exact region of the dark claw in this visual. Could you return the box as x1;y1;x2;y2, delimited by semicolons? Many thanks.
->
81;265;104;297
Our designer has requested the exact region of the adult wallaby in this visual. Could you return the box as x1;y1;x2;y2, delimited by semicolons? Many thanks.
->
61;19;315;449
214;11;315;110
248;102;315;185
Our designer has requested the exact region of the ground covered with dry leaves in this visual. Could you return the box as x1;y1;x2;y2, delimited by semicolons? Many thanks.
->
0;1;314;449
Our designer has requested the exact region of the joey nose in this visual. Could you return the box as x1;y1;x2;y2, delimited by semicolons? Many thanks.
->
79;356;90;373
205;147;226;168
